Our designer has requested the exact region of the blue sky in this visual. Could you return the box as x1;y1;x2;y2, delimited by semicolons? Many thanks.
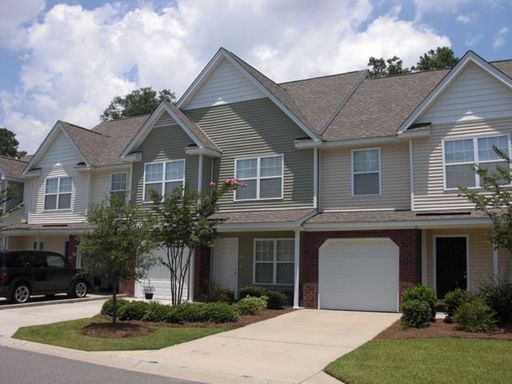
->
0;0;510;152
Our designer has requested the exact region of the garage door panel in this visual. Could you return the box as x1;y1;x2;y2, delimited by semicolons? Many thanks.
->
319;238;399;312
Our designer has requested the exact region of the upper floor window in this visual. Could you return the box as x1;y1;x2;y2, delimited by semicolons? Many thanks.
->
352;148;381;196
443;135;510;189
143;159;185;201
254;239;294;285
44;177;72;210
110;173;127;200
235;154;283;201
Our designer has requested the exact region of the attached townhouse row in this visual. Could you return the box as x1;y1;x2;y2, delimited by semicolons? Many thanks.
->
1;49;512;312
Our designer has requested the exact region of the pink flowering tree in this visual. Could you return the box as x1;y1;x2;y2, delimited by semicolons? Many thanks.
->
150;178;244;305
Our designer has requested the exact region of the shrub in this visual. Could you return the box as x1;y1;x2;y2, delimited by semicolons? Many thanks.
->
402;285;437;321
100;298;129;317
479;280;512;326
201;283;235;304
239;285;268;299
167;303;207;324
454;299;496;332
237;296;268;315
203;302;240;323
401;299;431;328
266;291;288;309
444;288;470;322
142;303;174;322
117;301;151;321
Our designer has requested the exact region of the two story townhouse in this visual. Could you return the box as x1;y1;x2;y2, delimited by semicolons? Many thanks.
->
2;48;511;312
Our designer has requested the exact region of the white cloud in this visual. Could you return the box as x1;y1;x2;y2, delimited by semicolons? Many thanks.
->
456;12;476;24
414;0;472;19
493;26;509;48
0;0;451;153
0;0;45;48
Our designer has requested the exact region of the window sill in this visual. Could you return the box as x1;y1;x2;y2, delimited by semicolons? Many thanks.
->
42;209;73;213
233;197;284;203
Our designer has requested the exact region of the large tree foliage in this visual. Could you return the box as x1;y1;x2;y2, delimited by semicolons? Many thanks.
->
79;196;156;323
100;87;175;121
150;179;243;305
368;56;409;77
459;147;512;281
0;128;26;159
413;47;459;71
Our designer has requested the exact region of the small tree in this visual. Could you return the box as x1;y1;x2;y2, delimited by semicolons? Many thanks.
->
459;147;512;281
79;196;156;323
0;128;26;159
151;179;243;305
413;47;459;71
368;56;410;77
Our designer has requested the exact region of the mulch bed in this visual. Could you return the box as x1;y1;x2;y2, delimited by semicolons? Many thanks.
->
375;319;512;340
81;322;150;338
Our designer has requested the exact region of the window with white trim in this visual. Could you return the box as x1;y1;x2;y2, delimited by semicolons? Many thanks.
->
144;160;185;200
44;177;72;210
444;135;510;189
254;239;294;285
352;149;380;195
235;155;283;200
110;173;128;200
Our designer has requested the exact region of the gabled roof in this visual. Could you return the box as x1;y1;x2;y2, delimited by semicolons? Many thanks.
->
121;101;220;158
177;48;321;142
398;51;512;134
0;156;28;179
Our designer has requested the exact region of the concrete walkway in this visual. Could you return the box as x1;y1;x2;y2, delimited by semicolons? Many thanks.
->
0;304;399;384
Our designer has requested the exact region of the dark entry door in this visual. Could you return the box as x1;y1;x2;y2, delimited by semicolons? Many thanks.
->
436;237;467;299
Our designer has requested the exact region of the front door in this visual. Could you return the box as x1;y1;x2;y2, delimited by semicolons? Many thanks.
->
436;237;467;299
212;238;238;296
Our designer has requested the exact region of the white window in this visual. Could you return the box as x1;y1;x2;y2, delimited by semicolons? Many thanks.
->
44;177;72;210
235;155;283;200
443;135;510;189
110;173;128;200
143;160;185;200
352;148;381;196
254;239;294;285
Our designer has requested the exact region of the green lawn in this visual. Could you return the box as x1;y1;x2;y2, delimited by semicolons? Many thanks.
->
13;317;224;351
325;339;512;384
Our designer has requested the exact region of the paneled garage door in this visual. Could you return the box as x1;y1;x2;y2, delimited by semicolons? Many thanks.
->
319;238;399;312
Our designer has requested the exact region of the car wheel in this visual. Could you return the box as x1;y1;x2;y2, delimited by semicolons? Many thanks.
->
72;281;88;298
12;284;31;304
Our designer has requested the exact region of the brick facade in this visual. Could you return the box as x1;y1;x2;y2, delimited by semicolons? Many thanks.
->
301;229;422;308
194;246;211;300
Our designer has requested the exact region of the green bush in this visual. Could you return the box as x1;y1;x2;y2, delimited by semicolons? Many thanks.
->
239;285;268;299
479;280;512;326
117;301;151;321
201;283;235;304
454;299;496;332
237;296;268;315
167;303;207;324
401;299;431;328
203;302;240;323
444;288;470;321
402;285;437;321
142;303;174;322
266;291;288;309
100;298;129;317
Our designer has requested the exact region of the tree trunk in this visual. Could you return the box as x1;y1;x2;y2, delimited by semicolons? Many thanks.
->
112;280;119;325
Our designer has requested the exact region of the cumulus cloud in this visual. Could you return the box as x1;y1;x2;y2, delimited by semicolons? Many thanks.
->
0;0;45;48
0;0;451;153
493;26;509;48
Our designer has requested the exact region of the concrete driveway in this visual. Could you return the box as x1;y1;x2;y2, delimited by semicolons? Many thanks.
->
114;309;400;384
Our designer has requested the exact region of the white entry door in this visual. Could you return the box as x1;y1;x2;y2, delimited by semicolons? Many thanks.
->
212;237;239;295
319;238;399;312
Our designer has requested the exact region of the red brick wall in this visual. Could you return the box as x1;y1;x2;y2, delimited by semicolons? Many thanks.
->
118;280;134;296
301;229;422;308
66;235;80;267
194;247;211;299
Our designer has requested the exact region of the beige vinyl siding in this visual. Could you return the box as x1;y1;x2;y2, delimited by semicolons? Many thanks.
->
186;58;265;110
425;228;494;292
38;131;83;167
186;98;314;211
413;117;512;211
417;62;512;125
7;235;68;254
320;142;410;211
131;124;199;202
217;232;295;294
90;167;131;205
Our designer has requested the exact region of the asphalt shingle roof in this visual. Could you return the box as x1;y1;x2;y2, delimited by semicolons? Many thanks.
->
0;156;28;178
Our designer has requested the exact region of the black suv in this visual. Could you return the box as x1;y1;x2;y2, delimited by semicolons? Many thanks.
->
0;251;88;304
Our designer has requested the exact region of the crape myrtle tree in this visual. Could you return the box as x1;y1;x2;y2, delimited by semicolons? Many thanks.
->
79;195;156;324
459;147;512;281
150;178;244;305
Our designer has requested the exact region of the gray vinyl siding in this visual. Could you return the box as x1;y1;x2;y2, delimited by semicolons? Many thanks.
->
413;117;512;211
131;124;199;203
185;98;315;211
320;142;411;211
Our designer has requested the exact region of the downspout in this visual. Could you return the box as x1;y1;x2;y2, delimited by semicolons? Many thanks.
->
409;139;415;211
293;228;301;308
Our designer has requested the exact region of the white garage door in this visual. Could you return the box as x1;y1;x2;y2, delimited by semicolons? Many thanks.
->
319;238;399;312
135;247;189;301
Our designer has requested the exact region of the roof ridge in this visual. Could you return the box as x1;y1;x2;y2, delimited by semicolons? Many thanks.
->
489;58;512;64
225;49;282;89
279;69;368;85
369;67;451;81
0;155;28;163
60;120;106;137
